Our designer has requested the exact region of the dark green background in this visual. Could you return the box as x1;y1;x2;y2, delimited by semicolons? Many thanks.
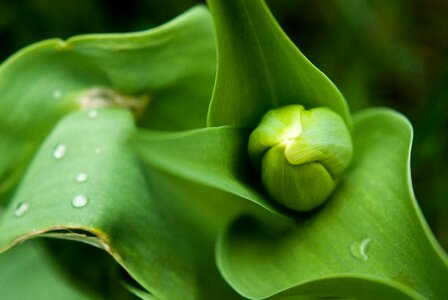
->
1;0;447;248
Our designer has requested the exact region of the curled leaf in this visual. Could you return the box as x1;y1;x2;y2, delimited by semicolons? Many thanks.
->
217;109;448;299
0;108;234;299
0;5;216;201
206;0;351;127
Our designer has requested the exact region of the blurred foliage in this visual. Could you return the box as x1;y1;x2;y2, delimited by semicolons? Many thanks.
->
0;0;446;250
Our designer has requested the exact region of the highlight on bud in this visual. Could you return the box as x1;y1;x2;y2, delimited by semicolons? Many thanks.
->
248;105;353;212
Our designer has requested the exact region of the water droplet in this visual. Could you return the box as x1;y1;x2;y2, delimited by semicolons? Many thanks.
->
72;194;89;208
75;172;88;183
88;110;98;118
52;90;62;100
15;202;30;217
350;238;371;261
95;148;102;154
53;143;67;159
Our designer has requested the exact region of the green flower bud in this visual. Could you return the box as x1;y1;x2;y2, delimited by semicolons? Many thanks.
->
248;105;353;212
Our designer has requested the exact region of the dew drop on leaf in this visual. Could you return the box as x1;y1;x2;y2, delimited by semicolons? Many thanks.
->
14;202;30;217
72;194;89;208
75;173;88;183
350;238;371;261
88;110;98;119
53;143;67;160
52;90;62;100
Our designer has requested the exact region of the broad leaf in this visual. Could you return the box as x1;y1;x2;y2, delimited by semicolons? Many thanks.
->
206;0;351;127
132;127;290;216
0;240;93;300
217;109;448;299
0;5;216;200
0;40;95;199
67;6;216;131
0;108;229;299
142;168;250;300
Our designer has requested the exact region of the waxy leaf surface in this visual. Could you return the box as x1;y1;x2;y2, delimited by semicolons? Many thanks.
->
132;127;289;216
206;0;350;127
217;109;448;299
0;108;238;299
0;240;92;300
0;6;216;201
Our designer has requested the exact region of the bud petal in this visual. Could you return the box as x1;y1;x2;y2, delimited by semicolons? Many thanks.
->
248;105;353;212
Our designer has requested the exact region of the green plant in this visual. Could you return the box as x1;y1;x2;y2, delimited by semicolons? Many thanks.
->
0;0;446;299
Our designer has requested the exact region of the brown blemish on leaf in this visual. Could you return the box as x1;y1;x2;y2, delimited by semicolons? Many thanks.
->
77;87;150;119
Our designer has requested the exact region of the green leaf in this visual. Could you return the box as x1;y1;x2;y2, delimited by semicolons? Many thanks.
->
141;168;249;300
67;5;216;131
0;136;33;199
0;5;216;200
132;127;290;216
217;108;448;299
206;0;351;127
0;40;98;200
0;108;227;299
0;240;93;300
